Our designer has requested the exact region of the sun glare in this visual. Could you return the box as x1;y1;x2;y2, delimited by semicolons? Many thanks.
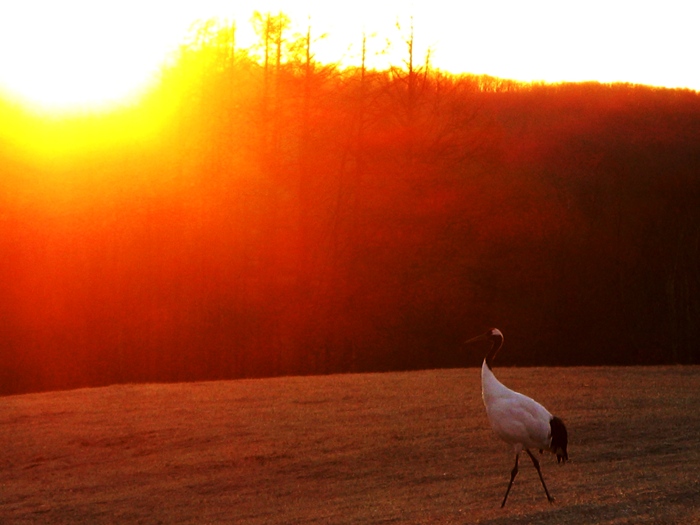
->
0;2;195;114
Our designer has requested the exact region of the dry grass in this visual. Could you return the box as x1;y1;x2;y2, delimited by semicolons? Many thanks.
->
2;366;699;524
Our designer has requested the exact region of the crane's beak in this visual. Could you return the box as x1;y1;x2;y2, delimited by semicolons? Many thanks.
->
465;332;490;345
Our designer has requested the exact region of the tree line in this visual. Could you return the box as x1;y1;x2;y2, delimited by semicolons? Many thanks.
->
1;14;699;395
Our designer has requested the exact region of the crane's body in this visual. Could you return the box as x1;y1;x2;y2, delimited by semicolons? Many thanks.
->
467;328;568;507
481;361;552;452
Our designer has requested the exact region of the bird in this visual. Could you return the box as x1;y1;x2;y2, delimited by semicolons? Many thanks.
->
465;328;568;508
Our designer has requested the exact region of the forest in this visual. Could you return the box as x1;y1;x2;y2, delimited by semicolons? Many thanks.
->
1;14;699;395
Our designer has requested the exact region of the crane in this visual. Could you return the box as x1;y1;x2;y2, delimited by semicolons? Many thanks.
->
465;328;568;507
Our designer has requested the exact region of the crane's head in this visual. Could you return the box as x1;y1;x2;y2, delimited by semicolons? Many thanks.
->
550;416;569;464
465;328;504;369
464;328;503;345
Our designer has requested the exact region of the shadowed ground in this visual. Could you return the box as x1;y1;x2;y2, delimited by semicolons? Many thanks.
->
2;367;699;524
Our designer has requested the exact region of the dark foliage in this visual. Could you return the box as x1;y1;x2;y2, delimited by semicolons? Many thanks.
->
1;21;699;395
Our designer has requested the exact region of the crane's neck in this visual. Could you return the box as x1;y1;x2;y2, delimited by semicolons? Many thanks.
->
484;331;504;370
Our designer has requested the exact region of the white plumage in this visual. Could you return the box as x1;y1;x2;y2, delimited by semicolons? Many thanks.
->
482;361;552;451
467;328;568;507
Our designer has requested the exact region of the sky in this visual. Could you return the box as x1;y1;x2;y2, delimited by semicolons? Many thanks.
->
0;0;697;112
296;0;699;88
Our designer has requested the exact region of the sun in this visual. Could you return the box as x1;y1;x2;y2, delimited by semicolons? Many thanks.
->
0;1;196;114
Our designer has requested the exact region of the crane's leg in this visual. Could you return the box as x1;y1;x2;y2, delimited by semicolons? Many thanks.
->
501;453;519;508
526;449;554;504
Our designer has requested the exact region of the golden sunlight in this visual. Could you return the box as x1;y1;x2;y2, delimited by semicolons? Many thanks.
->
0;2;195;113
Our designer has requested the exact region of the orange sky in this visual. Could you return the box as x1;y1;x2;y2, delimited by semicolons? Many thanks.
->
0;0;697;113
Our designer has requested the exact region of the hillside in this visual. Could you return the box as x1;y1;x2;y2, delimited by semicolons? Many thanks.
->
2;367;699;524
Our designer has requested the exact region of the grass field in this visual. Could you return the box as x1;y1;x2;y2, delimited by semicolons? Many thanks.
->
2;366;699;524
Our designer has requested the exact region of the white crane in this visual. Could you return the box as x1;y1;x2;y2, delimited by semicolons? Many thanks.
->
466;328;568;507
